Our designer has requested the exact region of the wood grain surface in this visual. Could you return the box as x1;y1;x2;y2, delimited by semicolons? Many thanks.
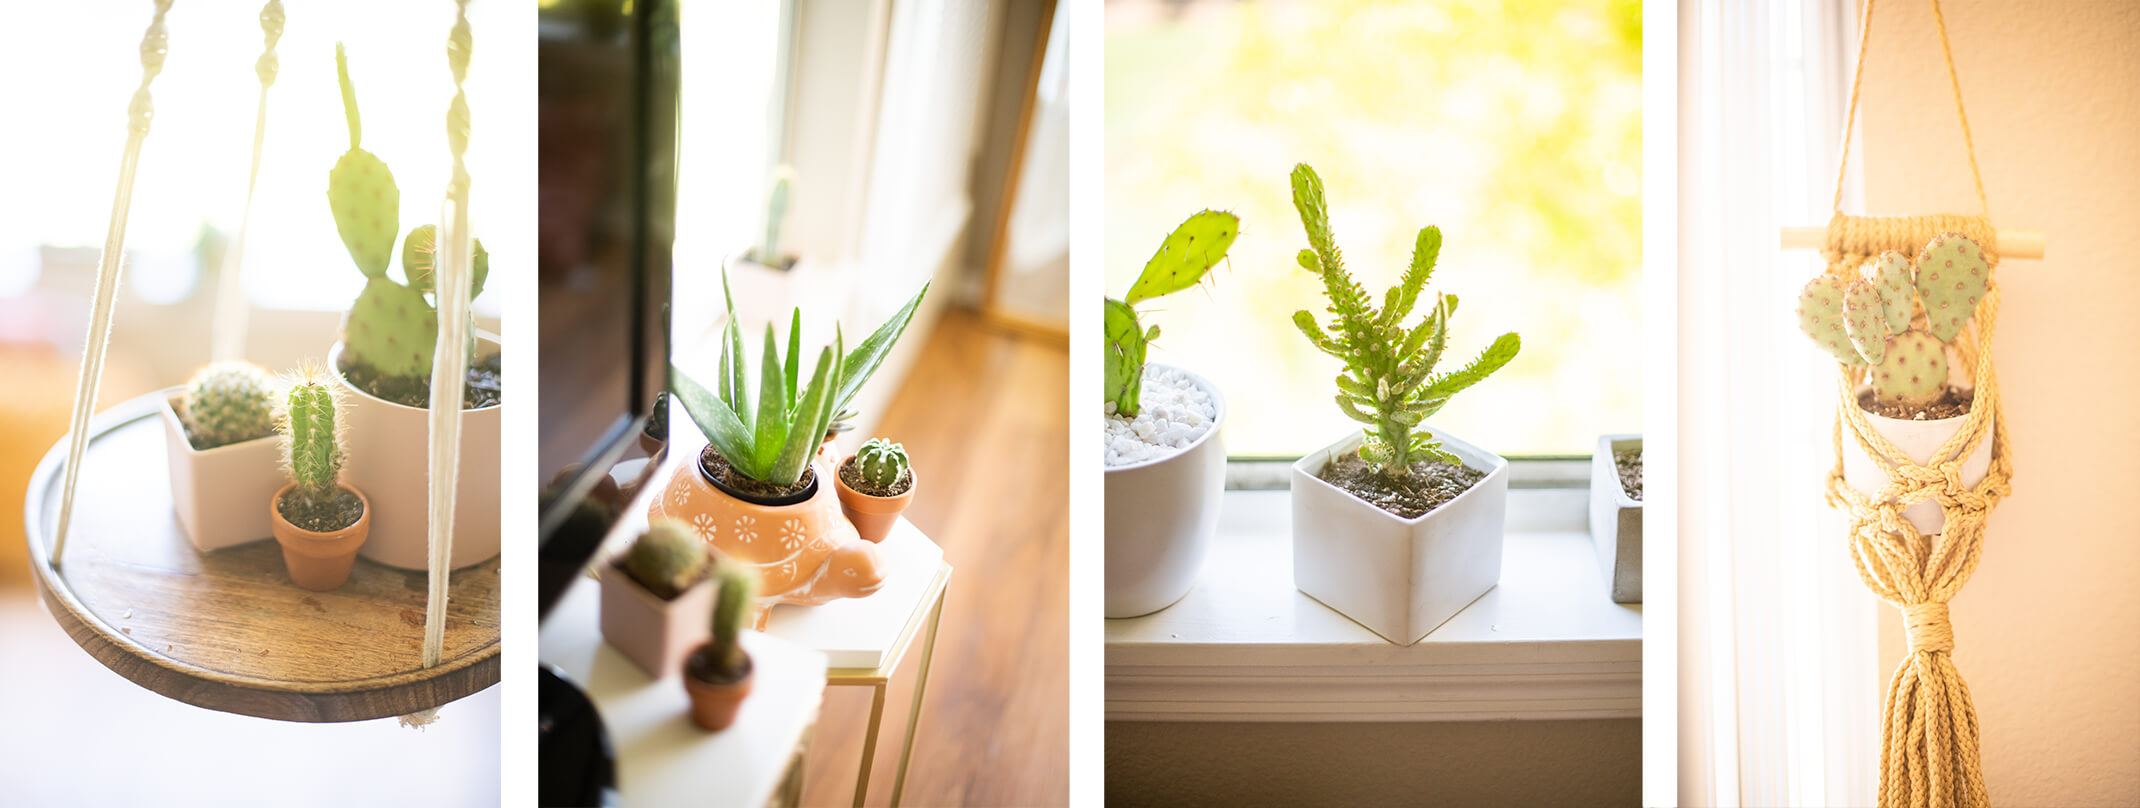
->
800;310;1068;806
24;394;500;722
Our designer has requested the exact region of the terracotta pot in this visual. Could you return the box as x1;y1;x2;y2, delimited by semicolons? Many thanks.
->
1104;364;1226;618
328;339;503;571
269;483;373;591
682;651;755;732
1291;427;1509;646
160;391;284;552
647;447;886;609
833;454;915;543
598;560;715;679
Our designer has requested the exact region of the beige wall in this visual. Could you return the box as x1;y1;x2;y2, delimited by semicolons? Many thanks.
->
1858;1;2140;803
1106;720;1639;806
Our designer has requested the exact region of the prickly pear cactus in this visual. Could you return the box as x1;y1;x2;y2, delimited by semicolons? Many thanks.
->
347;277;440;378
624;520;710;600
856;437;910;492
401;224;490;299
1106;210;1238;416
1914;233;1990;343
1796;233;1992;411
327;43;398;281
181;361;278;450
282;376;343;504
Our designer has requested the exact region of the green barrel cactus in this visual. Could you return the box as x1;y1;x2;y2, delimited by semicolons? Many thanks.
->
281;375;344;507
624;520;710;600
1105;209;1239;417
181;361;279;450
1794;233;1989;410
856;437;910;491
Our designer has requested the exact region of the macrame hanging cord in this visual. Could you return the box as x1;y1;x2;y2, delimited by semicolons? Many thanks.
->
1819;1;2014;806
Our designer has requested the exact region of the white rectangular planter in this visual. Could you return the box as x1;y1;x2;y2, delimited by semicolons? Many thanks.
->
330;339;503;571
1291;428;1510;646
1588;434;1643;603
159;391;285;552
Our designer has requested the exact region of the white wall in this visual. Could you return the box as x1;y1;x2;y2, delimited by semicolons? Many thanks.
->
1858;1;2140;803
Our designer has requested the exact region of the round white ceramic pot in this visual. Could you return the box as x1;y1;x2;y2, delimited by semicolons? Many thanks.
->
1840;389;1992;536
1103;364;1226;618
329;339;504;570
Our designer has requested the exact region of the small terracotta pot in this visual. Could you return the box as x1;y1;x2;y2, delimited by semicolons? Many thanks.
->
682;651;755;732
269;483;372;591
834;454;916;543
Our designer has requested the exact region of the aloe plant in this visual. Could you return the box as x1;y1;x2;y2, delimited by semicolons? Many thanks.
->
1288;163;1520;477
671;269;928;488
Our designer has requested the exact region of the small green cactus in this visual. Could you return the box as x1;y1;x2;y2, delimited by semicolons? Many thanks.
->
1794;233;1990;410
1288;163;1519;477
181;361;278;450
700;554;758;681
624;520;710;600
328;44;485;383
280;372;344;507
758;166;793;265
855;438;910;492
1105;209;1239;417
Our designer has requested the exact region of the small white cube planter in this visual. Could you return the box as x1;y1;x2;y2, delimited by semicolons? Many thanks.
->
1588;434;1643;604
1103;365;1226;618
159;392;285;552
330;339;504;571
1841;390;1991;536
1291;428;1510;646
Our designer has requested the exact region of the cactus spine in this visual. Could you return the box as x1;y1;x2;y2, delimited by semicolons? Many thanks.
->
328;45;486;382
701;556;758;681
624;520;710;600
1794;233;1989;410
1105;209;1239;417
281;374;343;506
1288;163;1520;477
181;361;278;450
855;437;910;492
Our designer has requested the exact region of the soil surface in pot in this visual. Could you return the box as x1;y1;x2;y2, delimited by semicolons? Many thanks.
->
838;458;912;498
1615;449;1643;501
1104;366;1215;467
703;446;815;500
1858;386;1972;421
1318;453;1486;519
277;487;365;533
341;351;504;409
685;646;754;687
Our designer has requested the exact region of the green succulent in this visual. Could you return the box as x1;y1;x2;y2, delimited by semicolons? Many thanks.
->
279;372;344;507
624;520;710;600
856;437;910;491
1795;233;1989;410
180;361;278;450
1105;209;1238;417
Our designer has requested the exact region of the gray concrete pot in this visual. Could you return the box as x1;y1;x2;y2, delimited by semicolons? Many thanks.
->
1588;434;1643;603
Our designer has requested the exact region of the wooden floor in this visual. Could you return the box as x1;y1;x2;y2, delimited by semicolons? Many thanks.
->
798;309;1069;807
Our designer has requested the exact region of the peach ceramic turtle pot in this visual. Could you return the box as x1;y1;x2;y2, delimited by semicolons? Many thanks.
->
833;454;915;543
648;447;887;610
269;483;372;591
682;651;755;732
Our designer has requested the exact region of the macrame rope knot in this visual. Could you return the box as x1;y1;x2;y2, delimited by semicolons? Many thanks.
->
1904;602;1954;654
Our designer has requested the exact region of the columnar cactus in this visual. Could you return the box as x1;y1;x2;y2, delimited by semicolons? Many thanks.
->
281;375;344;507
702;555;758;680
1105;209;1239;417
1288;163;1521;477
1795;233;1989;410
328;44;488;382
856;438;910;491
181;361;278;450
759;167;792;264
624;520;710;600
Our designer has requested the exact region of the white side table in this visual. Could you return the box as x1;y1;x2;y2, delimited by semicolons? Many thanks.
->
540;577;828;808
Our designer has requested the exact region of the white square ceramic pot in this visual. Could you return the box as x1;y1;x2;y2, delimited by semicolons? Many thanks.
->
1291;428;1510;645
599;561;716;679
1588;434;1643;604
1103;365;1227;618
1840;388;1992;536
160;391;286;552
329;339;504;571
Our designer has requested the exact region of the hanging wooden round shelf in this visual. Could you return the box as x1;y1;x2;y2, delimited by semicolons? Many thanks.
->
24;393;500;723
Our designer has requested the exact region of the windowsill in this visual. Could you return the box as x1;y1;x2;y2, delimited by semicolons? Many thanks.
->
1105;481;1642;723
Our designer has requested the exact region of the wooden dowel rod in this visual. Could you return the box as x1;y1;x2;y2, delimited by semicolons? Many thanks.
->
1780;226;2044;259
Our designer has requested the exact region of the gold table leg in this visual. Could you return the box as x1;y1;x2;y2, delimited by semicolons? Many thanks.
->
887;584;948;807
851;681;889;808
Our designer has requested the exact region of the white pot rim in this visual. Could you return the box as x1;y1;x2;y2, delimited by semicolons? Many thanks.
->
160;389;280;458
1598;433;1643;509
328;337;505;414
1102;363;1227;474
1291;426;1510;526
1850;384;1978;428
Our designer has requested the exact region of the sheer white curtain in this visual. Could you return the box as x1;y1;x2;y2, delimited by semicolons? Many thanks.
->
1678;1;1884;805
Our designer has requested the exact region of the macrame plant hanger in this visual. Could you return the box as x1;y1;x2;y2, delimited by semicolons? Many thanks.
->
1804;1;2030;805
